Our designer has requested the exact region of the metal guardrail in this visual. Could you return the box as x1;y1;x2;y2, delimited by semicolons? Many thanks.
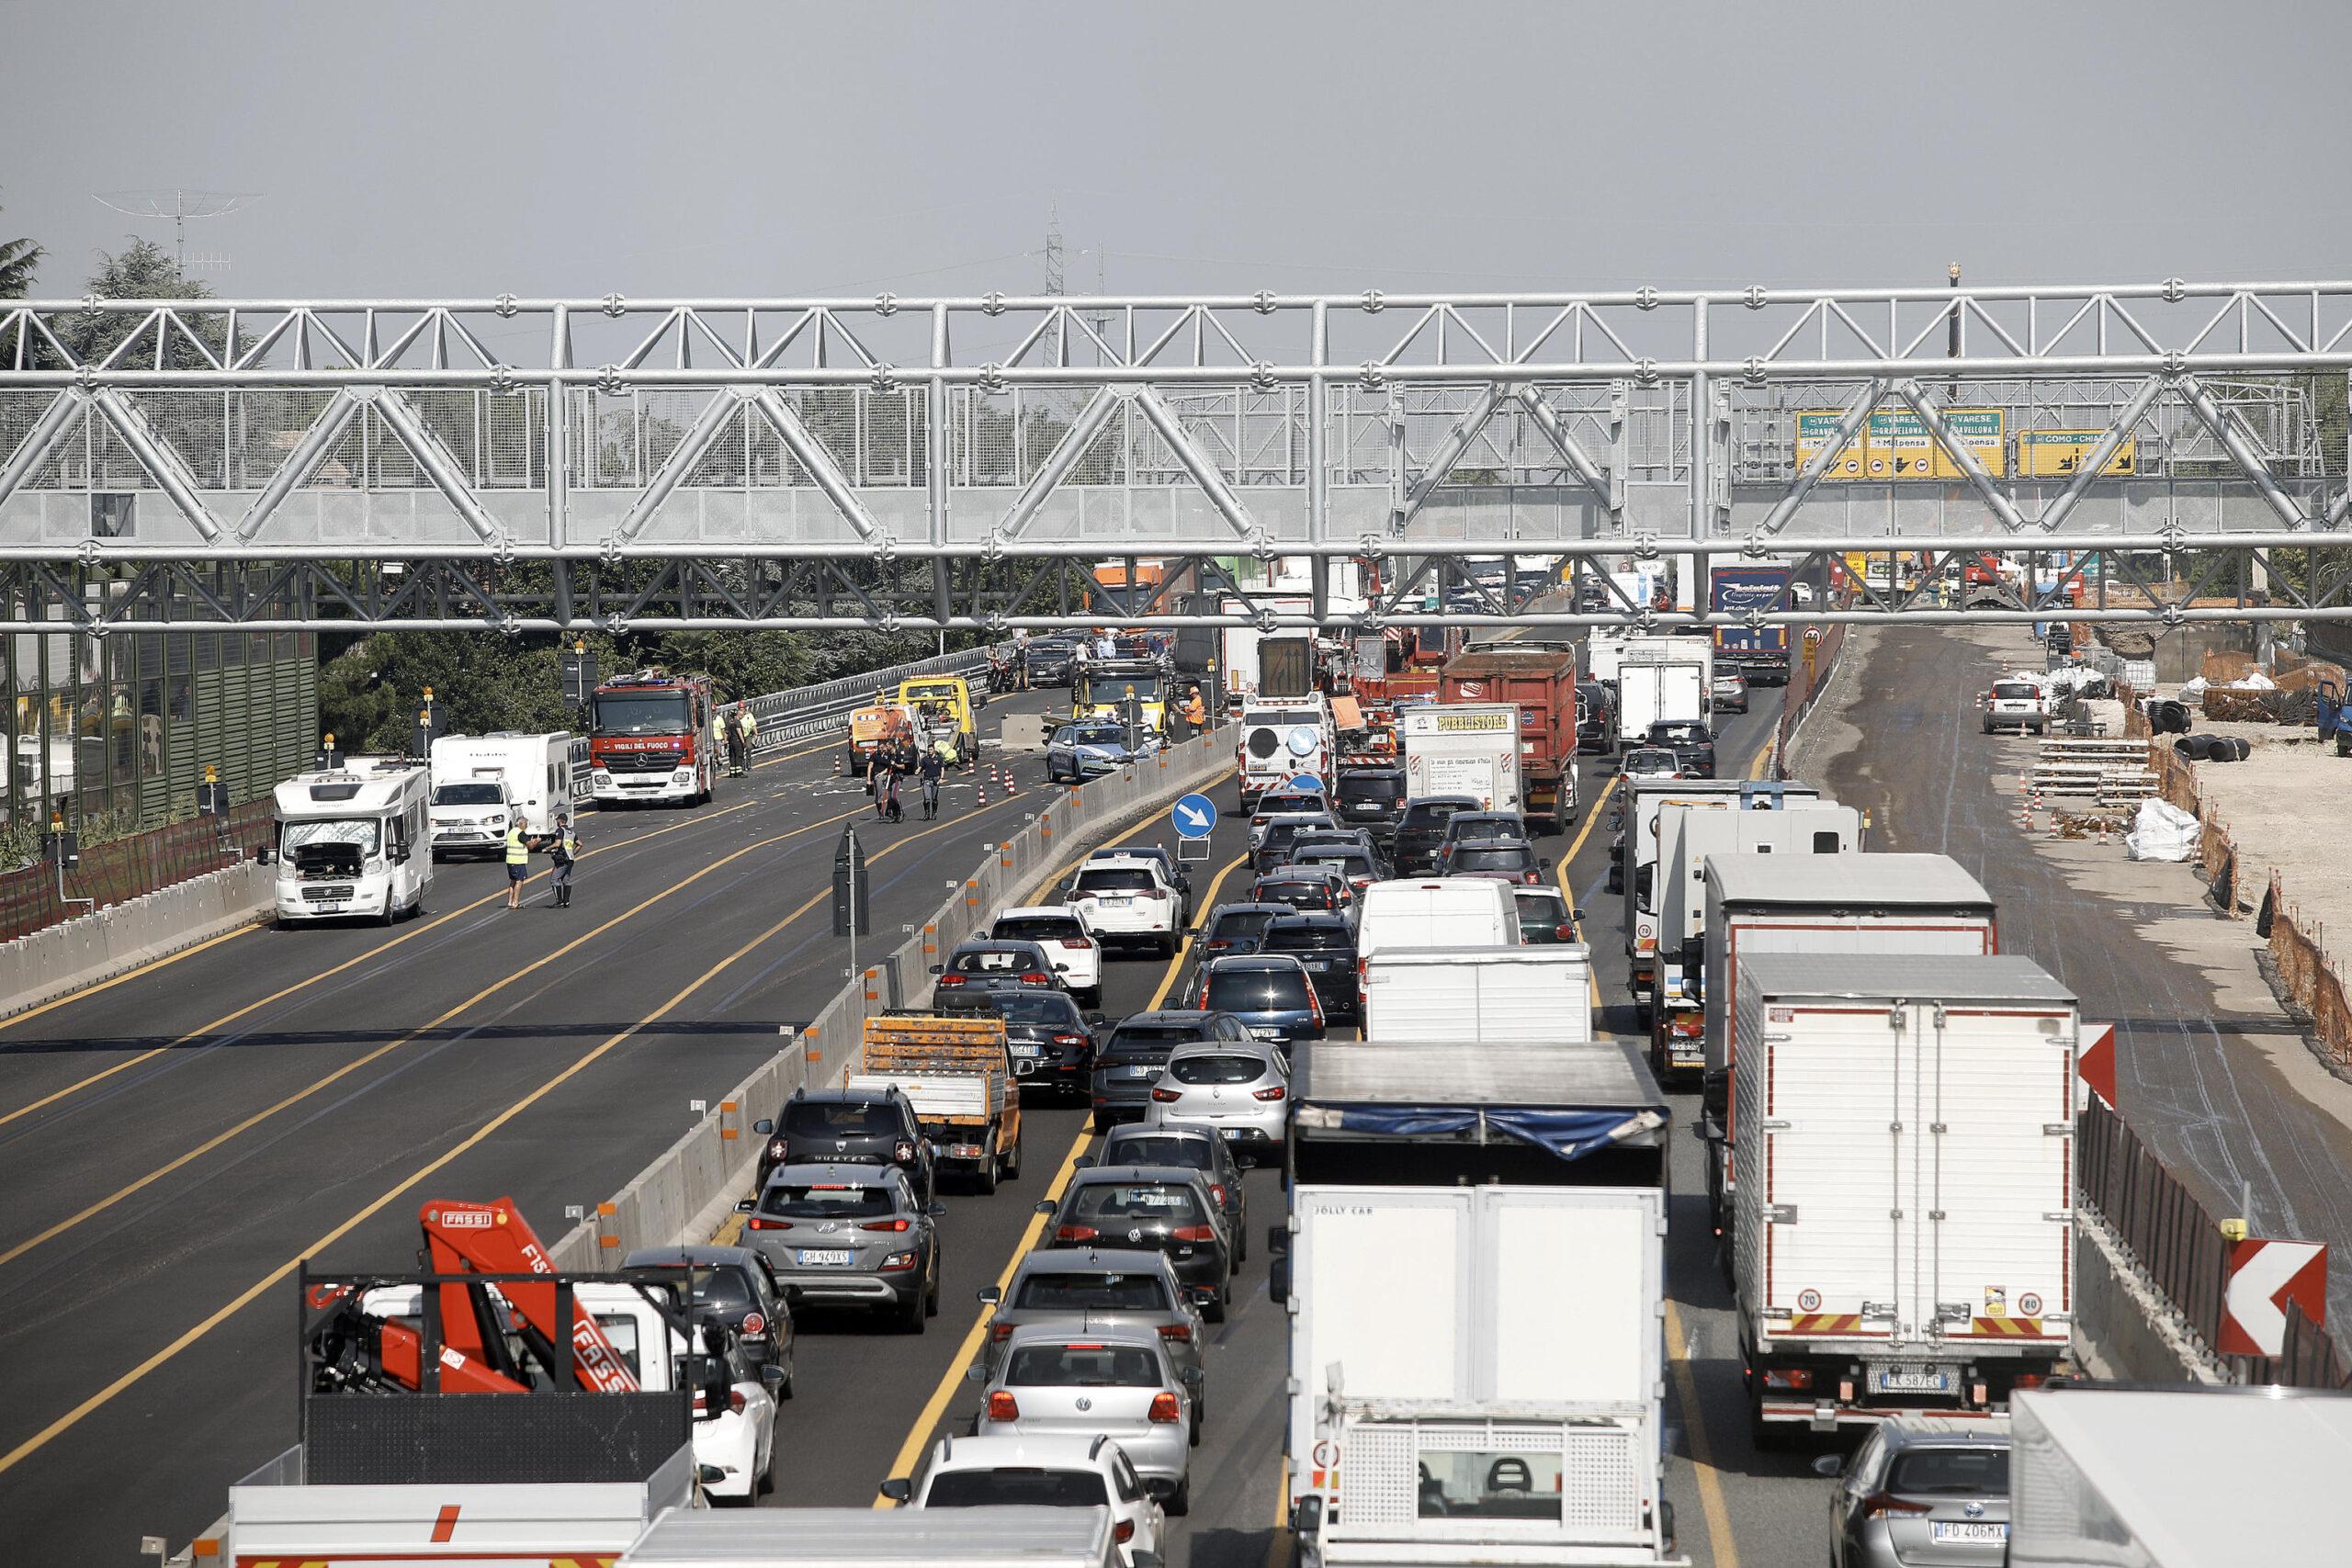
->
720;641;1010;752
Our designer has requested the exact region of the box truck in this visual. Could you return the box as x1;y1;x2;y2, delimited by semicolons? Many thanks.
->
1615;649;1713;747
622;1507;1128;1568
1647;801;1860;1080
1734;955;2075;1438
1275;1038;1682;1568
1439;649;1579;829
1398;703;1521;812
1699;852;1998;1236
1619;780;1820;1016
1361;944;1593;1043
1586;630;1679;689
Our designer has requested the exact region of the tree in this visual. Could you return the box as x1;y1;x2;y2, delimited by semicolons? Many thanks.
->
0;203;40;299
52;238;234;367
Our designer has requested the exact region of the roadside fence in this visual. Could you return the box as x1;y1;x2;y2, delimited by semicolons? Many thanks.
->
722;641;1010;753
2263;870;2352;1072
1770;615;1849;773
0;799;266;943
546;729;1228;1270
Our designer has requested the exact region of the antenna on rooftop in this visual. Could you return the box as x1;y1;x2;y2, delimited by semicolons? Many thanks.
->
91;188;263;274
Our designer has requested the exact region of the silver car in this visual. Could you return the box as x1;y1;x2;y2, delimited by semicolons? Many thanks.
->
1148;1043;1290;1161
737;1161;945;1332
1817;1415;2011;1568
978;1247;1208;1396
974;1323;1203;1515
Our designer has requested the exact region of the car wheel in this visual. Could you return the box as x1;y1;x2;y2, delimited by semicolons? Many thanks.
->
976;1142;1001;1195
1235;1222;1248;1267
926;1258;942;1317
901;1287;928;1334
1004;1125;1023;1180
1165;1476;1192;1517
779;1351;796;1400
1204;1281;1229;1324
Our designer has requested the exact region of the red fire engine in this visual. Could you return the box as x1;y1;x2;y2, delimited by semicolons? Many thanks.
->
589;670;719;807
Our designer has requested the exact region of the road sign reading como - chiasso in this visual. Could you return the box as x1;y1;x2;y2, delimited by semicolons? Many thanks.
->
1171;793;1218;839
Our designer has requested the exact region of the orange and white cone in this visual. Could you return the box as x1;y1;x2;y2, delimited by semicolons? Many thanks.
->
978;773;989;807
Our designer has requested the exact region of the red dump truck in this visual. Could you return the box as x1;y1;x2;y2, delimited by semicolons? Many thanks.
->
1440;649;1580;829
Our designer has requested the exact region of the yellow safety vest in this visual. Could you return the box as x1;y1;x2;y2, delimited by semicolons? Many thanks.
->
505;825;529;865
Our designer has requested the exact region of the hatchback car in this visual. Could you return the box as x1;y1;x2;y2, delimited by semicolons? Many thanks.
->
620;1245;797;1394
1091;1010;1255;1131
1392;795;1480;875
1286;842;1385;896
1433;837;1549;886
1251;812;1339;873
884;1433;1166;1568
1332;765;1407;841
1046;720;1157;784
933;938;1067;998
1249;788;1330;829
1095;1127;1246;1268
1185;953;1326;1045
975;1325;1203;1513
989;906;1102;1005
1037;1165;1233;1319
1712;669;1750;713
1253;911;1359;1022
1437;808;1532;850
1619;745;1683;782
752;1085;933;1198
1190;900;1293;963
1645;719;1717;777
1512;885;1578;944
1148;1043;1290;1163
1248;865;1351;918
1818;1416;2012;1568
977;1246;1208;1389
933;985;1100;1100
738;1161;945;1332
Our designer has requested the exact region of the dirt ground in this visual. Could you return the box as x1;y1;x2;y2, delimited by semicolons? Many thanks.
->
2174;727;2352;958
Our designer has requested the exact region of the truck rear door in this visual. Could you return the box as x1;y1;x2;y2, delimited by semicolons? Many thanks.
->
1761;1004;1902;1342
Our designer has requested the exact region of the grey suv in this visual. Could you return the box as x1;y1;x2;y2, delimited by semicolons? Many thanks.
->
738;1160;945;1333
1089;1010;1254;1132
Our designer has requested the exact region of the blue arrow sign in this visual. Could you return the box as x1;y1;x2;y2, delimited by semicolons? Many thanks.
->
1171;793;1218;839
1288;773;1325;792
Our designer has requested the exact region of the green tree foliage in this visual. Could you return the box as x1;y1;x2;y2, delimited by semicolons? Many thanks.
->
52;238;234;367
0;203;40;299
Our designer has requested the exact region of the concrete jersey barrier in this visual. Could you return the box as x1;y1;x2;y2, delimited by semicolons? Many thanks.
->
0;859;274;1023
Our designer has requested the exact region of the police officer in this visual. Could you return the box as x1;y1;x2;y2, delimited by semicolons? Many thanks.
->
918;739;945;819
503;818;530;909
542;812;579;908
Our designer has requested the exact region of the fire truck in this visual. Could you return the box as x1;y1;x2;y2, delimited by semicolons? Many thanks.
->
589;670;720;807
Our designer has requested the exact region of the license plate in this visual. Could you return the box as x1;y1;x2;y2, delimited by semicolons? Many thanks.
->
1872;1365;1952;1393
1010;1044;1043;1057
1301;959;1331;971
796;1249;854;1266
1930;1522;2007;1544
1668;1041;1704;1064
1099;896;1131;906
1122;1066;1156;1078
1219;1127;1247;1140
1251;1028;1282;1041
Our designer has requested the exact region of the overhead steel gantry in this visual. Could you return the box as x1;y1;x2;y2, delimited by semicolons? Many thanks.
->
0;278;2346;631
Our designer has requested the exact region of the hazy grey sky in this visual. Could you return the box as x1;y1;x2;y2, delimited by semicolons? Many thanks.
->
5;0;2346;301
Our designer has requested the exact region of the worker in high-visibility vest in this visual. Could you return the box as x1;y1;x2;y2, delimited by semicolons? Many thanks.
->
503;819;531;909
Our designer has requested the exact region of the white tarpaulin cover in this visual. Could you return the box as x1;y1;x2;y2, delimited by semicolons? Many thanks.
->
2124;798;2197;863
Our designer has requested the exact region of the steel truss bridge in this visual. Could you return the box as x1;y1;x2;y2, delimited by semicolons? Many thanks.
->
2;279;2348;632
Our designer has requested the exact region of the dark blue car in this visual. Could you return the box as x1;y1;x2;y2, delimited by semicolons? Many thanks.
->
1184;954;1326;1046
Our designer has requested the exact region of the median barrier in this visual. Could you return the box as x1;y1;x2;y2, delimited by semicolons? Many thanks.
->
548;730;1229;1268
0;858;272;1022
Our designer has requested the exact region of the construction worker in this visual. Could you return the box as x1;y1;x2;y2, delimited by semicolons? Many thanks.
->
541;812;579;908
503;818;530;909
918;740;945;819
1182;684;1208;738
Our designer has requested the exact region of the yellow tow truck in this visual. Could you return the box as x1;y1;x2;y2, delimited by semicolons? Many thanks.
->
897;676;978;768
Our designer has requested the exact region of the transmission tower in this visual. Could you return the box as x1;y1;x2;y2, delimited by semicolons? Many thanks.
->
1043;203;1065;296
91;188;262;273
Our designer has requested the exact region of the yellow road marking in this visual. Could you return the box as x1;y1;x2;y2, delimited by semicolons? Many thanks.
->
0;731;847;1121
0;774;1038;1477
1665;1296;1741;1568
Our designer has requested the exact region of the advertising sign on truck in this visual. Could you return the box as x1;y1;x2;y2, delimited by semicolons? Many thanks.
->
1709;566;1793;684
1398;703;1521;812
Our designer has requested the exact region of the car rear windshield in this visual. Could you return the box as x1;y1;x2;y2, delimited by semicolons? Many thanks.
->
1517;893;1569;924
1069;1182;1205;1226
1068;725;1125;746
1400;800;1473;831
758;1182;895;1220
952;947;1038;972
1014;1270;1172;1312
1105;1022;1209;1051
1262;921;1351;953
1256;880;1335;909
1295;849;1369;873
1004;1343;1163;1387
1993;682;2041;700
1450;845;1533;873
1887;1448;2010;1495
782;1102;901;1138
1259;821;1323;849
433;783;503;806
1206;910;1280;944
1257;795;1325;817
1652;723;1709;742
939;990;1081;1026
994;916;1086;943
927;1469;1108;1508
1076;867;1158;894
1169;1054;1267;1086
1103;1134;1213;1172
1337;773;1404;803
1204;969;1313;1010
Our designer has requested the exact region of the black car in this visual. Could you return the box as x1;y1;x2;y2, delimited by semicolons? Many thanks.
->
1037;1165;1235;1319
1089;1010;1254;1132
1023;637;1079;686
1192;900;1294;961
1433;837;1550;886
621;1244;797;1392
1645;719;1717;778
1184;953;1327;1045
1576;681;1618;753
1249;866;1350;918
933;985;1100;1100
753;1086;933;1201
1092;1125;1248;1267
1438;809;1532;850
931;938;1065;998
1254;911;1360;1022
1393;795;1480;875
1251;813;1338;874
1332;766;1407;843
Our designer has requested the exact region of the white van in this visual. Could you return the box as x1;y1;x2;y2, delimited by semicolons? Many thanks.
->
271;761;434;926
1351;877;1521;1011
430;732;585;840
1236;697;1334;807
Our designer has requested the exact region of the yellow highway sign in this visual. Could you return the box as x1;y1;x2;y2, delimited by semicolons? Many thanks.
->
2018;429;2137;479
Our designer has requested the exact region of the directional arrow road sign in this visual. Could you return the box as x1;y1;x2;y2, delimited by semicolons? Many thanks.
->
1171;792;1218;840
2217;1237;2327;1358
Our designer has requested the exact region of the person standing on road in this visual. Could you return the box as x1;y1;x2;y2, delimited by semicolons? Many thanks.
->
725;710;749;776
540;812;579;908
733;705;760;773
918;741;944;819
1180;684;1207;739
503;818;530;909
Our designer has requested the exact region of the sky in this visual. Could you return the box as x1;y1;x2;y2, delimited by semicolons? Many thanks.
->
3;0;2348;303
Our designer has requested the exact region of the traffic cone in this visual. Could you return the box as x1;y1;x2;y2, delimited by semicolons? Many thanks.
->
978;773;989;807
832;755;842;776
2098;817;2110;846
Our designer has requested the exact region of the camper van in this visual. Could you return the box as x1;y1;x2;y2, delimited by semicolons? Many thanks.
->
429;731;587;853
270;761;435;926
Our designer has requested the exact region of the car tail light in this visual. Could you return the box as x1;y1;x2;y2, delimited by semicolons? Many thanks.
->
1021;972;1051;986
986;1391;1021;1422
1159;1323;1193;1344
936;973;967;987
1306;991;1325;1030
991;1321;1015;1342
1053;1032;1089;1047
1148;1392;1182;1424
1151;1087;1181;1102
1209;1184;1227;1206
2014;1372;2049;1391
1170;1224;1216;1242
729;1388;748;1415
1114;1520;1136;1544
1060;937;1091;950
862;1217;912;1232
747;1216;790;1231
1206;939;1231;952
1254;1085;1287;1101
1555;923;1575;941
1855;1493;1934;1520
1056;1224;1100;1242
879;1250;919;1271
741;1312;765;1336
1761;1368;1814;1390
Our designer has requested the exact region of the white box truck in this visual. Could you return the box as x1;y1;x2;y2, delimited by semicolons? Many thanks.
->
1699;853;1997;1236
1361;944;1593;1043
1275;1038;1683;1568
1620;779;1820;1015
620;1506;1128;1568
1647;802;1861;1080
1586;629;1677;688
2007;1385;2352;1567
1398;703;1521;812
1732;954;2074;1438
1615;651;1713;748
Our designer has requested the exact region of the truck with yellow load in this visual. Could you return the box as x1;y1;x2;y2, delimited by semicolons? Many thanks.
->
848;1013;1024;1192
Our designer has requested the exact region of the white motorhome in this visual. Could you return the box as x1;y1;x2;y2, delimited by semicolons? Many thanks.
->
431;731;588;841
1397;703;1521;811
1361;944;1593;1044
1647;802;1860;1078
1734;955;2074;1436
270;761;435;926
1620;780;1820;1012
1277;1038;1681;1568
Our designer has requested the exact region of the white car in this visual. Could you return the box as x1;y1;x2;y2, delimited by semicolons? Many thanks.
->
1148;1042;1291;1160
694;1354;779;1506
883;1433;1167;1567
991;905;1102;1007
1067;857;1182;957
1980;676;2049;735
427;776;514;861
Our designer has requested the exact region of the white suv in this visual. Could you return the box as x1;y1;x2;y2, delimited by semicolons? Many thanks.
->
1068;857;1182;957
883;1433;1166;1568
1980;676;2049;735
991;905;1102;1006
